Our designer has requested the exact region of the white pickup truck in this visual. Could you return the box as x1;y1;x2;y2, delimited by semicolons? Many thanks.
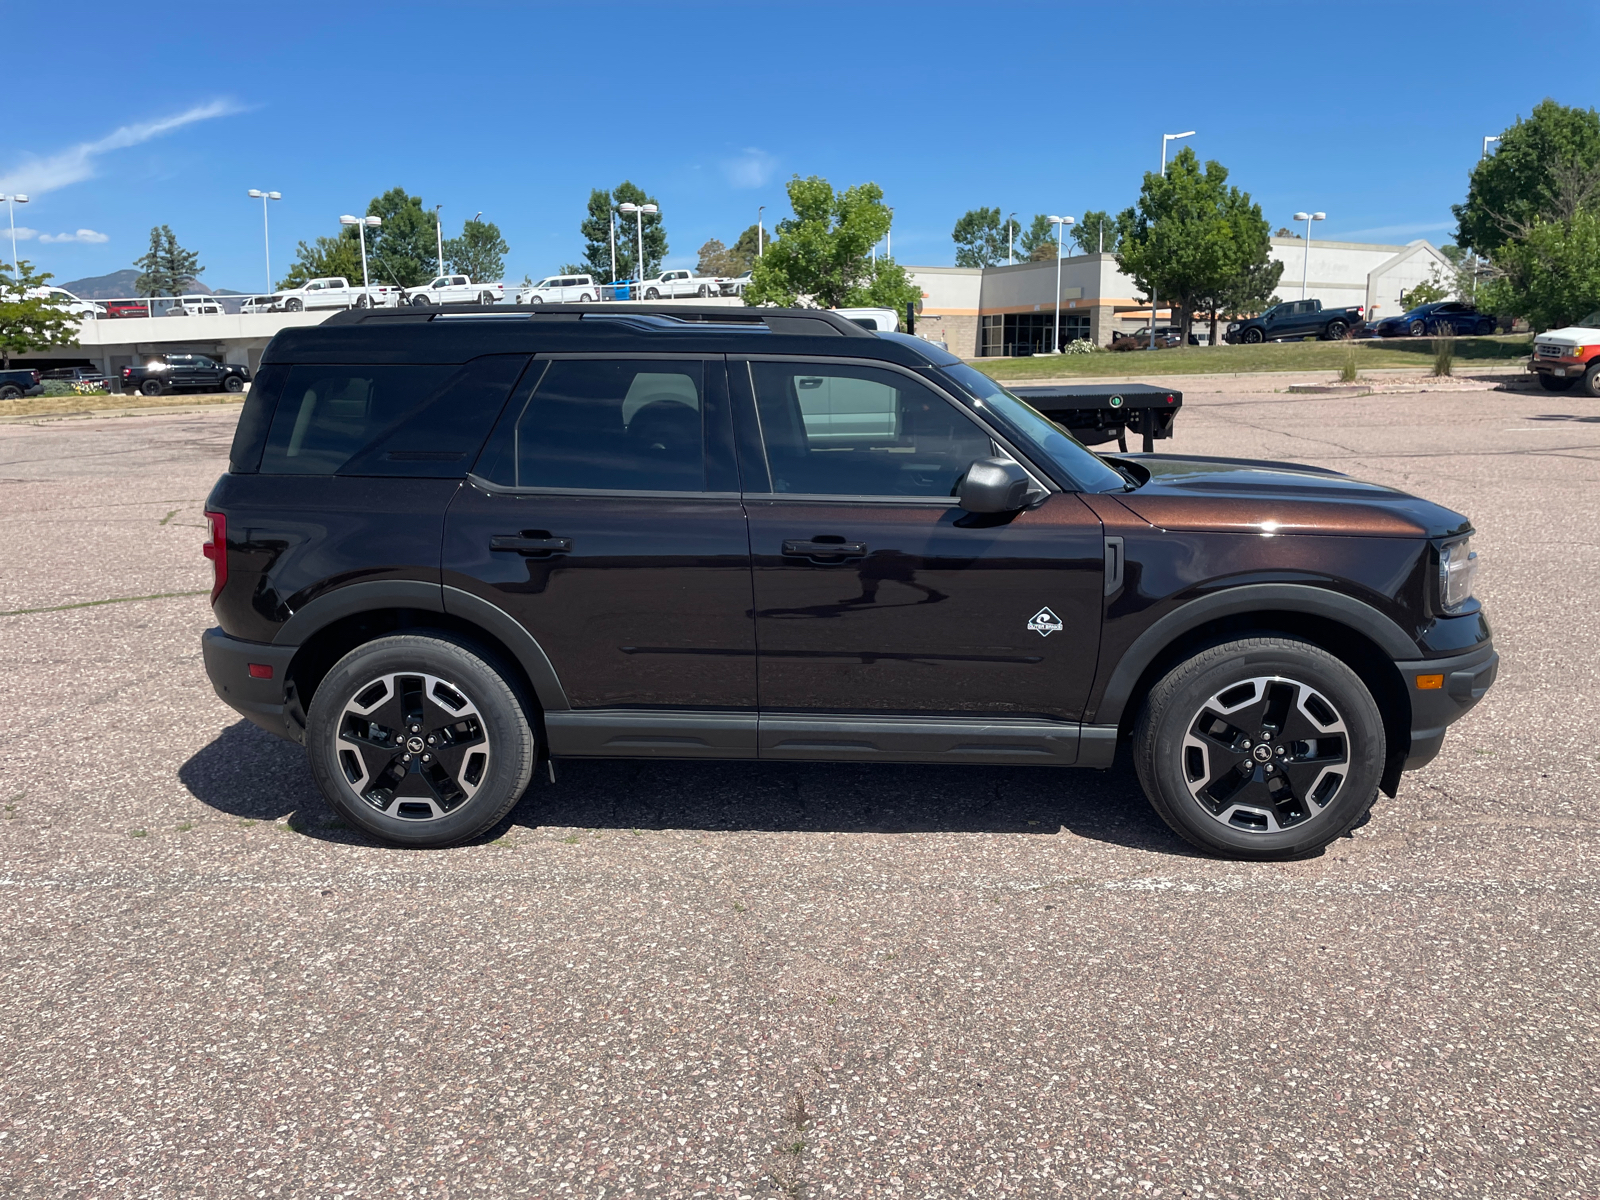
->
404;275;504;307
636;269;720;299
277;277;400;312
516;274;599;304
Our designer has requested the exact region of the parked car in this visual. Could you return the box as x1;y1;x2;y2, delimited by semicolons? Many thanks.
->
635;269;720;299
41;366;107;385
241;295;279;314
1224;300;1367;343
1112;326;1185;351
0;368;44;400
405;275;504;307
719;270;753;297
120;354;250;396
165;294;223;316
1529;308;1600;395
26;286;106;318
1372;301;1498;338
516;275;599;304
276;277;399;312
105;300;153;319
200;303;1496;860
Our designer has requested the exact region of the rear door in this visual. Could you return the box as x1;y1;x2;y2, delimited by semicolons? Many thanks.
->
443;355;757;748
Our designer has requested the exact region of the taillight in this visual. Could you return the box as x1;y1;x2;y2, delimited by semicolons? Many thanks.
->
202;511;227;602
122;367;131;377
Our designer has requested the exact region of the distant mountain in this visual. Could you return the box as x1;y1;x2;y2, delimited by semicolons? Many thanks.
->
55;270;244;299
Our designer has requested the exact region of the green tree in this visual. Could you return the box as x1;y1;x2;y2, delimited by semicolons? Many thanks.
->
134;225;203;296
698;224;766;277
278;231;366;290
578;189;618;281
0;261;80;369
578;182;667;282
1480;210;1600;331
1400;269;1450;309
1071;210;1118;256
951;207;1005;267
444;216;509;282
728;223;763;271
697;238;733;276
1454;99;1600;255
745;175;919;321
1018;215;1061;262
364;187;438;287
1116;147;1275;344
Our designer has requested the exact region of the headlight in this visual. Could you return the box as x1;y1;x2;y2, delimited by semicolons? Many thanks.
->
1439;537;1478;613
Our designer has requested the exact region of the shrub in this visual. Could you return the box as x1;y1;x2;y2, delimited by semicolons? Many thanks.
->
1432;335;1455;377
1064;338;1098;355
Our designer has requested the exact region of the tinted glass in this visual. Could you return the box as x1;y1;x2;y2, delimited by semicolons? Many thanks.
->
476;359;708;492
259;355;527;476
228;364;288;473
748;362;990;497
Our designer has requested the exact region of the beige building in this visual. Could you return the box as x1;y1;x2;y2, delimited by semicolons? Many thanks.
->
907;237;1458;358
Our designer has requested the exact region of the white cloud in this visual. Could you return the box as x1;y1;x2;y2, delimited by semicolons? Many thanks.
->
39;229;109;244
0;100;242;196
4;226;38;241
722;148;777;190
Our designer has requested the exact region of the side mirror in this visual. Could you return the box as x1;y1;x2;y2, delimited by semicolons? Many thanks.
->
958;456;1031;513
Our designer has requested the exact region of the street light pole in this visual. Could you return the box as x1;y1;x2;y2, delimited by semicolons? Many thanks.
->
757;205;765;257
1292;211;1325;300
608;208;618;284
247;190;281;295
618;202;659;295
2;193;29;279
340;214;383;306
432;204;444;276
1047;215;1074;353
1152;131;1196;349
1482;135;1500;159
887;207;893;260
1006;212;1016;266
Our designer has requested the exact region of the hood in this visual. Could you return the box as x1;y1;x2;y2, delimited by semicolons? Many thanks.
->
1534;325;1600;344
1111;455;1471;539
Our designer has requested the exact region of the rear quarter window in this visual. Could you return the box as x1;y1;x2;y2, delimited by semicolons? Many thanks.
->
257;355;529;476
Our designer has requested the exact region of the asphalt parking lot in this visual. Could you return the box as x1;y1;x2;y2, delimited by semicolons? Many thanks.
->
2;372;1596;1199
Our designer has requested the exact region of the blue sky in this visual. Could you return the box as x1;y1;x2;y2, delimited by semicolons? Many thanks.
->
5;0;1597;292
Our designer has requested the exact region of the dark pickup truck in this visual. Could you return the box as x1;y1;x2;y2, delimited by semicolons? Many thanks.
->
120;353;250;396
1225;299;1366;344
0;368;44;400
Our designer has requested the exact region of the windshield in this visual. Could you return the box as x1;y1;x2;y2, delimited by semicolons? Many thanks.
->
936;362;1130;493
1576;310;1600;329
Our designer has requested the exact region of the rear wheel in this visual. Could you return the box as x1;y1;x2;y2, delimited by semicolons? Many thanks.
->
0;384;21;401
1324;319;1348;340
140;379;162;397
1132;637;1384;860
1242;327;1264;344
305;633;538;848
355;293;371;309
645;287;660;300
1539;373;1576;392
479;291;496;306
410;294;430;307
697;284;709;297
578;293;593;303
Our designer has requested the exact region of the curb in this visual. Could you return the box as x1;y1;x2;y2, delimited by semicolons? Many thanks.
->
0;398;245;425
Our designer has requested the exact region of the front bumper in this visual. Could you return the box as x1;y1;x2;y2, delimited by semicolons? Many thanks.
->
201;627;301;742
1393;642;1499;771
1529;357;1590;377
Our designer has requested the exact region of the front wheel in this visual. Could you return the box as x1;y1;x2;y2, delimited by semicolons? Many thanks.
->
305;633;538;848
1409;319;1427;336
140;379;163;397
1242;327;1265;344
1539;373;1576;392
1581;362;1600;398
1475;318;1494;336
285;297;304;312
223;375;244;393
1132;636;1385;860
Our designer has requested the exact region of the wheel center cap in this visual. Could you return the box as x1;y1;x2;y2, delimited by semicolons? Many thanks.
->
406;736;426;754
1251;744;1273;763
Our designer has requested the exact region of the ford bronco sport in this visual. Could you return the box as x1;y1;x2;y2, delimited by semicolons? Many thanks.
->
201;304;1497;859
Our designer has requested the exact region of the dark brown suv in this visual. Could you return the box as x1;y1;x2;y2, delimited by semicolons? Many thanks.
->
200;305;1496;859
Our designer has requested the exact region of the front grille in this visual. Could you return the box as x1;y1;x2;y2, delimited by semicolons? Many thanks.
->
1537;343;1565;358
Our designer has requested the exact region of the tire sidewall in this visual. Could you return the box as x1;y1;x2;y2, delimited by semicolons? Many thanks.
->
1135;639;1385;859
1582;364;1600;398
306;634;537;848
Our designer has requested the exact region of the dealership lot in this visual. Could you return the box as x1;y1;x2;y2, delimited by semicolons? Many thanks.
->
1;376;1596;1197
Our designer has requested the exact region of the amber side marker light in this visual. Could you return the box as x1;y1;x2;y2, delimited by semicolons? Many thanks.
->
1416;674;1444;690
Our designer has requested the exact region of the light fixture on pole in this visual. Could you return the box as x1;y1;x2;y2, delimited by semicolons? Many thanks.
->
247;190;282;295
339;214;383;306
2;193;29;279
1047;215;1075;354
1292;211;1325;299
608;206;618;284
757;205;765;258
432;204;444;276
1482;135;1500;159
618;202;658;296
1152;131;1196;349
1006;212;1017;266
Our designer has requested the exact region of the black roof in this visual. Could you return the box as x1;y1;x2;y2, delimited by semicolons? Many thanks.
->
263;303;954;367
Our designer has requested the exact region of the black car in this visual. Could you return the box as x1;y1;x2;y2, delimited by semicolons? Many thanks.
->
1224;299;1367;344
0;368;44;400
201;304;1496;859
121;353;250;396
1373;301;1497;338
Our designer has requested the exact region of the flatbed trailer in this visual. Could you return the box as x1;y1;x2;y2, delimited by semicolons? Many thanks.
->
1009;383;1183;453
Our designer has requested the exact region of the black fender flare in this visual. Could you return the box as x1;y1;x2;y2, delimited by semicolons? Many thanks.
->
271;579;569;712
1092;583;1416;726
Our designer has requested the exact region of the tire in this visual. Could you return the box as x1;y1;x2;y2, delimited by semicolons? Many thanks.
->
479;292;495;306
1538;373;1576;392
140;379;163;397
528;295;543;305
1132;636;1385;860
1581;362;1600;399
1242;327;1264;344
1409;319;1426;336
579;293;593;303
411;295;430;307
223;375;244;393
285;297;304;312
697;284;709;297
305;633;538;848
0;384;21;401
645;287;659;300
1324;320;1348;341
355;293;371;309
1475;318;1494;336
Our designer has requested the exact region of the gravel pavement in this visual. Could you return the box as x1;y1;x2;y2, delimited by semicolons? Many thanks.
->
2;377;1597;1198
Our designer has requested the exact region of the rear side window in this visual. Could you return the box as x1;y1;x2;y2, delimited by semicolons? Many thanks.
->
228;364;288;472
258;355;528;476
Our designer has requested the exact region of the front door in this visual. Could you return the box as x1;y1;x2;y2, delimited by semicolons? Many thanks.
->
443;355;756;747
734;358;1105;743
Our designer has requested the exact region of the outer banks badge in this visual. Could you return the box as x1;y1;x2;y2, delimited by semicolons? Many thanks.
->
1027;607;1063;637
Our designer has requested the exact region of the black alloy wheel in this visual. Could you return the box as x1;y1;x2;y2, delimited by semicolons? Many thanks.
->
1476;318;1494;336
223;376;244;393
1409;319;1427;336
1242;327;1265;344
1538;373;1576;392
1133;637;1384;859
140;379;162;397
306;634;537;848
1324;320;1348;340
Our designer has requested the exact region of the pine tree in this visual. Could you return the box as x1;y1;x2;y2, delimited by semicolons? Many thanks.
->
134;225;203;296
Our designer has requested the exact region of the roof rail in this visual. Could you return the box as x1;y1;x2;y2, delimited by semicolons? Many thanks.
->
321;302;872;336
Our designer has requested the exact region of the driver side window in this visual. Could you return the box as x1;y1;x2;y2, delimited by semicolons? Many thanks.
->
747;362;992;498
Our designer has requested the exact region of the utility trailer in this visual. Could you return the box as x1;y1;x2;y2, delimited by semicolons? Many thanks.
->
1010;383;1183;454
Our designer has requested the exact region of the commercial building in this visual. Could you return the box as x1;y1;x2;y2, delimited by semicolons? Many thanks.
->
907;237;1458;357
